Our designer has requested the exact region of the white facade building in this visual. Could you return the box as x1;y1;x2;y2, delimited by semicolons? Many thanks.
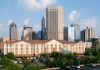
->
1;39;86;56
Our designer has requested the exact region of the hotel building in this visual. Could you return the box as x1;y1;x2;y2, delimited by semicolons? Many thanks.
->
1;39;86;57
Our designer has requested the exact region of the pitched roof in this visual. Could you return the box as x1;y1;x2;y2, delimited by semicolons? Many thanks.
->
4;40;76;44
58;40;76;44
32;40;49;44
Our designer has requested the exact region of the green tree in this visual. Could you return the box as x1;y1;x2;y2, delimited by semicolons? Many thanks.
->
0;49;1;53
1;57;11;69
51;52;58;58
84;49;91;56
66;53;74;66
23;60;31;69
1;57;22;70
6;52;15;59
92;50;98;56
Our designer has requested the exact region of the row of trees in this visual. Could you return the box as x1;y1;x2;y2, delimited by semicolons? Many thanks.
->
42;49;100;68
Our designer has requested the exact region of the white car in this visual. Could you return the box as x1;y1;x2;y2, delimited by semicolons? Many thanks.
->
14;60;17;64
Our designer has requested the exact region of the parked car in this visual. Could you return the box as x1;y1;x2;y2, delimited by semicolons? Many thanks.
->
18;60;22;64
33;59;38;63
14;60;17;64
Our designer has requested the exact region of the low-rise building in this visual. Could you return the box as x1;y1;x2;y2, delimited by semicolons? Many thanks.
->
1;39;86;57
91;38;100;51
1;37;9;43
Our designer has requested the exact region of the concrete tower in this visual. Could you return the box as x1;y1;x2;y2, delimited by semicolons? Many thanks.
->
9;22;18;41
46;6;64;40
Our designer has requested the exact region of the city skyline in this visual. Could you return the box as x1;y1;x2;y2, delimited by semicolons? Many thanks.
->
0;0;100;39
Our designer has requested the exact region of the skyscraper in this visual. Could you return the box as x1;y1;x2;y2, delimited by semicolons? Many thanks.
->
70;24;81;42
22;26;33;40
46;6;64;40
64;27;67;40
67;26;75;41
67;24;80;42
81;27;95;42
9;22;18;41
41;16;46;40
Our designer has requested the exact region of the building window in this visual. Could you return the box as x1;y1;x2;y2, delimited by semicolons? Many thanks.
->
31;51;34;53
26;44;28;47
26;48;28;50
21;51;23;54
21;48;23;50
26;51;28;53
21;44;23;47
37;50;39;53
15;44;18;47
55;44;57;47
15;48;18;50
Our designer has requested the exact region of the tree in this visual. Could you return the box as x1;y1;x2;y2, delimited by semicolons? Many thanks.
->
84;49;91;56
51;52;58;58
66;53;74;66
23;60;31;69
6;52;14;59
0;49;1;53
1;57;11;69
92;50;98;56
1;57;22;70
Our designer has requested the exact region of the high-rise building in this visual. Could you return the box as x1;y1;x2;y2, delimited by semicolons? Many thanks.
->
22;26;33;40
81;27;95;42
32;31;37;40
70;24;81;42
46;6;64;40
67;24;80;42
9;22;18;41
64;27;67;40
41;16;46;40
67;26;75;41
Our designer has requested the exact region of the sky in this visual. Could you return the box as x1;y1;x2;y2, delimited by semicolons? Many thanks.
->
0;0;100;39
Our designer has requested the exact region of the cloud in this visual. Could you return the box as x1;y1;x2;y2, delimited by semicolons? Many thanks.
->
8;20;13;25
0;23;3;31
69;10;80;21
79;17;97;27
18;0;57;10
33;24;41;32
24;17;31;25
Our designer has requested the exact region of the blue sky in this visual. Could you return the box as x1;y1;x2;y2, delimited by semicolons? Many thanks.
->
0;0;100;39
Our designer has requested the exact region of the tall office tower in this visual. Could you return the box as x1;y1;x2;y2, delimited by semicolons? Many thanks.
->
9;22;18;41
64;27;67;40
67;24;80;42
22;26;33;40
70;24;81;42
88;27;95;41
46;6;64;40
41;16;46;40
67;26;75;41
32;31;37;40
81;27;95;42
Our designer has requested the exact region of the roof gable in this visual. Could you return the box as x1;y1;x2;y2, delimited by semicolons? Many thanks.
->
46;39;62;44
